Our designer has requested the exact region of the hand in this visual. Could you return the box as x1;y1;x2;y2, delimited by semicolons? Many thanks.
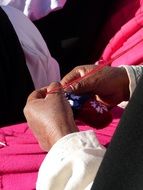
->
24;82;78;151
61;65;130;106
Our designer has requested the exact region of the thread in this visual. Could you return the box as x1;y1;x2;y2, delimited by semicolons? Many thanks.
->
47;38;143;94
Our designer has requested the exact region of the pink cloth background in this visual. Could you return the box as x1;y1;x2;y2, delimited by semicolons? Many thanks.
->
101;0;143;66
1;0;143;189
0;106;123;190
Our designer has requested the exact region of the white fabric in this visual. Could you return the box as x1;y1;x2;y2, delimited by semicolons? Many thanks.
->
2;5;60;89
123;65;143;98
3;6;143;189
37;130;106;190
117;65;143;109
36;65;143;190
36;64;143;189
0;0;66;20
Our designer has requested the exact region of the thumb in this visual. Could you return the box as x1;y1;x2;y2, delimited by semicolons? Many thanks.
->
46;82;64;95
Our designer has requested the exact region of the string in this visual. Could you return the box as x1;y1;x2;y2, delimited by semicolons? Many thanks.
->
47;38;143;94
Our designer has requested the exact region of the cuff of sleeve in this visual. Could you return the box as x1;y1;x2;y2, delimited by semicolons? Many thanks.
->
120;65;136;98
48;130;105;159
37;131;106;190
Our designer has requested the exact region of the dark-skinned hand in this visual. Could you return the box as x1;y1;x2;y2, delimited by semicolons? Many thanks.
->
24;82;78;151
61;65;129;107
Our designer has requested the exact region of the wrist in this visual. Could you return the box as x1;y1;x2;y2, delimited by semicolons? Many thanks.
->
119;67;130;101
42;120;79;151
52;121;79;145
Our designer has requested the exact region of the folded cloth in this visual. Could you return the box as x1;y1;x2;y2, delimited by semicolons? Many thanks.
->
0;123;46;190
0;105;123;190
102;0;143;66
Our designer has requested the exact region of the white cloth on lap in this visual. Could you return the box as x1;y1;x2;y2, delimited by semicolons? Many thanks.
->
37;131;106;190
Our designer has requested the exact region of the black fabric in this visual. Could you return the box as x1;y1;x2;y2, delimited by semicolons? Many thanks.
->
34;0;116;77
91;75;143;190
0;7;34;127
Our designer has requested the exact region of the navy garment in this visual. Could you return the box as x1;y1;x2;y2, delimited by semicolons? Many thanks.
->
91;75;143;190
0;7;34;127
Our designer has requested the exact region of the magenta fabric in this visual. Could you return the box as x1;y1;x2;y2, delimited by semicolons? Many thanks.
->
0;123;46;190
0;106;123;190
78;106;124;146
1;0;143;189
101;0;143;66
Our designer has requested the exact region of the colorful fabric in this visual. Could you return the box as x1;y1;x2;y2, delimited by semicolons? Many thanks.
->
1;0;143;189
101;0;143;67
0;123;46;190
0;106;122;189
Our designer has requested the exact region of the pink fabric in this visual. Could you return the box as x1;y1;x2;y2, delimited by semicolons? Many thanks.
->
0;106;123;190
101;0;143;66
1;0;143;189
0;123;46;190
78;106;124;146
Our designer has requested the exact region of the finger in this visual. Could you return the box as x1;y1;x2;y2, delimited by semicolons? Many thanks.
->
27;87;48;102
61;68;82;86
64;84;75;93
61;72;86;95
47;82;64;94
96;95;115;107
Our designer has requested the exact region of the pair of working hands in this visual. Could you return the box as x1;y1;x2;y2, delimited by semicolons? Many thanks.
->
24;65;129;151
